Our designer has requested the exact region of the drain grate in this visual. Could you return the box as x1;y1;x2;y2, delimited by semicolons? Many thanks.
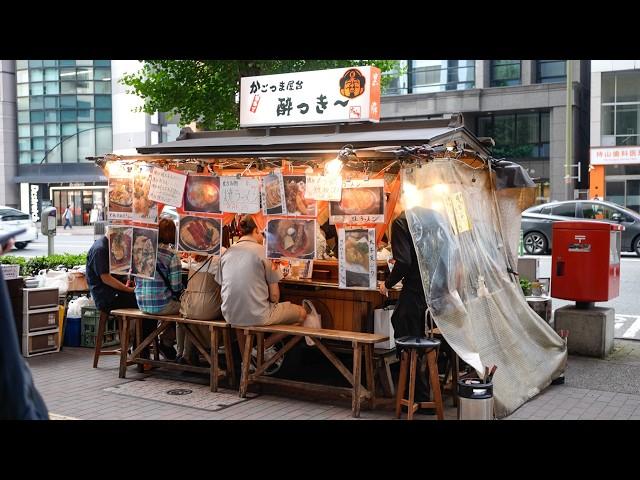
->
167;388;193;396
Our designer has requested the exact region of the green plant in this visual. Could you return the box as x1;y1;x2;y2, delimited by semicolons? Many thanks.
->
0;253;88;277
520;278;532;296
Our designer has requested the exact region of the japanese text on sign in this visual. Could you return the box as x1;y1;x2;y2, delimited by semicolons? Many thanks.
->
305;175;342;201
148;168;187;207
219;177;261;213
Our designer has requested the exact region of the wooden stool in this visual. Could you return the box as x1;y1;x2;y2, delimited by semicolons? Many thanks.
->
395;336;444;420
429;327;459;407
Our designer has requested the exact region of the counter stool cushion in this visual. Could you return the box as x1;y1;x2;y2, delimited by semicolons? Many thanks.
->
395;336;440;350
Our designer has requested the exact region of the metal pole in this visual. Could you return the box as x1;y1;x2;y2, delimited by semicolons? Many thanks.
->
48;235;54;256
565;60;573;199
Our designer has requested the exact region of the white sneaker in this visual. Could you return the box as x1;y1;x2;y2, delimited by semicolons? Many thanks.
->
250;342;284;375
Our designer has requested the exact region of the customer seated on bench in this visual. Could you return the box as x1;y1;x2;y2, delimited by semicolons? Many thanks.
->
177;250;226;365
216;215;320;355
133;218;183;361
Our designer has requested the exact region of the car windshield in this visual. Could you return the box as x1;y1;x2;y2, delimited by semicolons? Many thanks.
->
0;208;29;221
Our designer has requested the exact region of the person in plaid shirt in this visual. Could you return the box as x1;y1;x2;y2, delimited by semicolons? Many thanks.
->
134;218;183;360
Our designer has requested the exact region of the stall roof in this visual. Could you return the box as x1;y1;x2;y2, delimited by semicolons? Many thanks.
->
135;117;492;158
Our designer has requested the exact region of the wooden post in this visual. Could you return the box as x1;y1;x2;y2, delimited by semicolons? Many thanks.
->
118;316;130;378
239;331;253;398
407;349;417;420
364;344;375;410
222;328;236;388
395;351;408;418
211;326;219;392
352;341;362;418
427;349;445;420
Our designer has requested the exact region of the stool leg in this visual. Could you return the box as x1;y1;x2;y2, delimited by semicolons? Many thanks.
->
93;311;107;368
352;342;362;418
364;344;375;410
239;332;253;398
451;349;459;407
222;328;236;388
395;351;408;419
211;326;219;393
427;349;444;420
407;349;418;420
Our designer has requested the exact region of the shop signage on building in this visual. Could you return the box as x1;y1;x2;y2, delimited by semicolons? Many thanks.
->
590;147;640;166
240;66;381;127
30;184;41;222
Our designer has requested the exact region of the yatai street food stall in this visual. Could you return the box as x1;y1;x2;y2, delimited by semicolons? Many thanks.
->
96;66;567;417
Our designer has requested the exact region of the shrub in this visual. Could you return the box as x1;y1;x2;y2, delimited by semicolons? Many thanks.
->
0;253;88;277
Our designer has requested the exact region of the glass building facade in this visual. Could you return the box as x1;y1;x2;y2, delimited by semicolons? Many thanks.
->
16;59;113;165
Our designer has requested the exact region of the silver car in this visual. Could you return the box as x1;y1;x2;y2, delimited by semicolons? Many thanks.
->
522;200;640;256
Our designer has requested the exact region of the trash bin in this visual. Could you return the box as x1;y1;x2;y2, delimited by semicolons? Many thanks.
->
94;220;106;238
457;379;494;420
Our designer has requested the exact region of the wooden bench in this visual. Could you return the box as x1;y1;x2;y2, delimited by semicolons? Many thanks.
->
238;324;388;418
110;309;235;392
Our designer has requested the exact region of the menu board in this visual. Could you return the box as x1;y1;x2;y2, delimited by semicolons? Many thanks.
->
283;175;316;216
178;214;222;256
108;225;159;280
305;174;342;201
329;179;385;225
108;177;133;221
219;176;261;214
338;227;377;290
265;218;316;260
148;167;187;207
132;164;158;224
262;172;287;216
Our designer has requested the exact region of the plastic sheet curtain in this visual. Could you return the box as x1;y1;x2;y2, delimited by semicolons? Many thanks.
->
401;158;567;418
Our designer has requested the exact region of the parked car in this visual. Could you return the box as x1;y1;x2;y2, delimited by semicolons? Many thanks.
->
0;206;38;250
521;199;640;256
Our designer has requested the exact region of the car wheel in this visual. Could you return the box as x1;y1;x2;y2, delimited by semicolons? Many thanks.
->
634;236;640;257
523;232;548;255
14;242;27;250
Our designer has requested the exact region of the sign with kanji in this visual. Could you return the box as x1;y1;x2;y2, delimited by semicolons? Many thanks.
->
590;147;640;166
338;227;377;291
220;177;261;213
305;174;343;201
148;168;187;207
240;66;381;127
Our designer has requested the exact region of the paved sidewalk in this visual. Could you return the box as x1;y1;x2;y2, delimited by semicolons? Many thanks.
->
26;340;640;420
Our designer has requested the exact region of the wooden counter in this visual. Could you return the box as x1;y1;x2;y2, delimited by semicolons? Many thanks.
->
280;278;399;333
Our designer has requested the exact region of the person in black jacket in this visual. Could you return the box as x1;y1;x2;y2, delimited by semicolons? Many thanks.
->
379;210;432;405
0;238;49;420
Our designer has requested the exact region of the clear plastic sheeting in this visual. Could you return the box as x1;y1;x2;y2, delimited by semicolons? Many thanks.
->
402;158;566;418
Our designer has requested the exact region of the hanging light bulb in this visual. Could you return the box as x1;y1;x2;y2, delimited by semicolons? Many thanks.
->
324;156;343;176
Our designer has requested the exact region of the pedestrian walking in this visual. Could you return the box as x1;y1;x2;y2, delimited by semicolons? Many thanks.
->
62;205;73;229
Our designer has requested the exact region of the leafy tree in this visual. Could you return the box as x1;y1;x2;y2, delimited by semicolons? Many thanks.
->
121;60;400;131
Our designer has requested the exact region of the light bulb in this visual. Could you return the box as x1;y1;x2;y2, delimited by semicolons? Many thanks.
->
324;157;343;176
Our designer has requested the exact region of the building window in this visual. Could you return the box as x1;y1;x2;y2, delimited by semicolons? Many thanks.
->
477;111;550;159
537;60;566;84
490;60;521;87
382;60;475;95
601;71;640;146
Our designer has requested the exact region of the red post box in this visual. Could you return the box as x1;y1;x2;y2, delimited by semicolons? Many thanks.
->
551;221;623;302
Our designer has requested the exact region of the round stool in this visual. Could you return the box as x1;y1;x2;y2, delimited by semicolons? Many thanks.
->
395;336;444;420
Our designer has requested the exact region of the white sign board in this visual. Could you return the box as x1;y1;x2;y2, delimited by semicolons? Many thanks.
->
590;147;640;166
240;66;381;127
338;228;377;291
148;168;188;207
219;177;261;213
305;175;343;201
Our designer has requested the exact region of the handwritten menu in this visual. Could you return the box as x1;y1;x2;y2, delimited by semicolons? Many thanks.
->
305;175;342;201
444;191;472;235
220;177;261;213
148;167;187;207
338;227;377;291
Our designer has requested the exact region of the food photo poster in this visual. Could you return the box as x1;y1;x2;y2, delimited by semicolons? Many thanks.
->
183;175;221;214
132;164;158;224
108;177;133;221
283;175;316;216
262;172;287;216
338;227;377;290
131;227;159;280
329;179;385;225
108;226;133;275
178;214;222;256
265;218;316;260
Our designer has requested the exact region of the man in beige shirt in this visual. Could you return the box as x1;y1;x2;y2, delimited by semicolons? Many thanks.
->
216;215;318;355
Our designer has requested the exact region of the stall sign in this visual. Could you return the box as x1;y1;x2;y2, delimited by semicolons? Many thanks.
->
220;177;261;213
590;147;640;166
330;179;385;225
305;174;343;201
240;66;381;127
149;167;187;207
443;191;472;235
30;184;41;222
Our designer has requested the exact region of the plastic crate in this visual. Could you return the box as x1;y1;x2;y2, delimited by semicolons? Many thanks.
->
80;306;119;348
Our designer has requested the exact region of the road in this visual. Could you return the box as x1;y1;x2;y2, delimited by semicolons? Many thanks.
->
10;231;95;258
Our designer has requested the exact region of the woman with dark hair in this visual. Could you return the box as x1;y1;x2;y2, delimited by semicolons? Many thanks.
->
134;218;183;360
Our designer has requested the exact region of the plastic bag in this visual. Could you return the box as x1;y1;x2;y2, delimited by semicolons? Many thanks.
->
302;299;322;347
67;296;92;318
43;269;69;295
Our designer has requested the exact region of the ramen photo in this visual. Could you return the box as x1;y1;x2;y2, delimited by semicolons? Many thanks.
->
266;218;316;260
178;215;221;255
108;227;132;274
330;187;384;216
263;173;285;215
184;175;221;213
284;176;316;216
108;177;133;213
131;227;158;279
132;166;158;222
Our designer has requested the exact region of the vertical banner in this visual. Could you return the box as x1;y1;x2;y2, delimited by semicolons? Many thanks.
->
338;227;377;290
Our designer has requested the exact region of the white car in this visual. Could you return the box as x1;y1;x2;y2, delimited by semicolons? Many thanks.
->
0;206;38;250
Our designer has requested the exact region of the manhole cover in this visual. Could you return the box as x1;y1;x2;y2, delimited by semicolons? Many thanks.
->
167;388;193;396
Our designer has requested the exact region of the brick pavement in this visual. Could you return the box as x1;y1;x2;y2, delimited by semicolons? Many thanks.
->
27;340;640;420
